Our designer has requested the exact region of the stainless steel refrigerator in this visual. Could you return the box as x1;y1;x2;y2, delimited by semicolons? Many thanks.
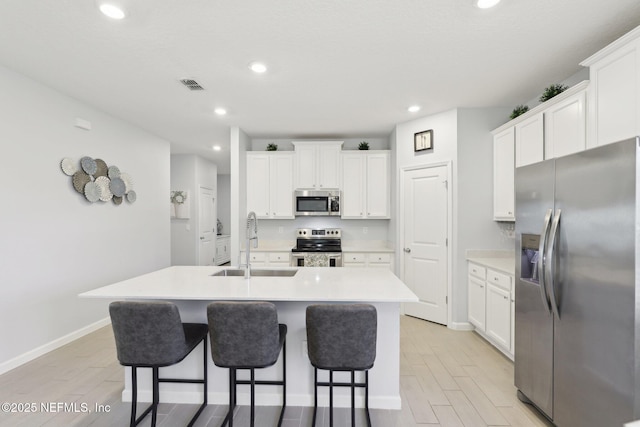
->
515;137;640;427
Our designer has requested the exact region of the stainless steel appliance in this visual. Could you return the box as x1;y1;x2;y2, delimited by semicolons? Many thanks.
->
291;228;342;267
515;137;640;427
294;190;341;216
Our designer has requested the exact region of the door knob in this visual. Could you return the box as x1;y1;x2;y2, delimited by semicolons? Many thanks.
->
200;237;204;240
404;248;411;253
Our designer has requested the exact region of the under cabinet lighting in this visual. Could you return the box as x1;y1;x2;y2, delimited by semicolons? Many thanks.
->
408;105;421;113
98;3;126;19
212;145;222;151
214;108;227;116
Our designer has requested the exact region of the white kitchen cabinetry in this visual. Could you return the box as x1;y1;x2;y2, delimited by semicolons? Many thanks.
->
246;152;294;219
515;112;544;167
467;263;486;331
544;90;586;158
341;151;390;219
581;27;640;147
215;235;231;266
485;271;512;351
468;261;514;358
343;251;394;270
238;251;290;268
493;128;515;221
292;141;342;189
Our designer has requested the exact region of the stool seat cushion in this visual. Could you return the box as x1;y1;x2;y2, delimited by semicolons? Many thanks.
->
110;301;208;367
207;301;286;368
306;304;377;370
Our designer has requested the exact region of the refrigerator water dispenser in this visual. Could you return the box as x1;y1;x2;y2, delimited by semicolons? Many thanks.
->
521;234;540;282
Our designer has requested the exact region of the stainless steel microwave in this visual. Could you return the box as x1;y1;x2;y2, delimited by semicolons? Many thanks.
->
294;190;341;216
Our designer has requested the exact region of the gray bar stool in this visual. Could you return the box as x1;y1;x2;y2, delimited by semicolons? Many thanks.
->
306;304;377;427
207;301;287;427
109;301;208;427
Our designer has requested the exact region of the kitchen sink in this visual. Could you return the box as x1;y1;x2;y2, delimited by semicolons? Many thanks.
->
212;268;298;277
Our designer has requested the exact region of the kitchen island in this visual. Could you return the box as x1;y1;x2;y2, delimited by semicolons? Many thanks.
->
79;266;418;409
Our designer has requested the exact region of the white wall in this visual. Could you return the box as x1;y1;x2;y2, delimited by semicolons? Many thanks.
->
217;174;231;236
394;108;513;326
250;137;390;152
0;64;171;372
170;154;217;265
230;127;250;265
456;108;514;323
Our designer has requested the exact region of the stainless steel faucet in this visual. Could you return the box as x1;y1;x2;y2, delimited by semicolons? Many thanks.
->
245;211;258;278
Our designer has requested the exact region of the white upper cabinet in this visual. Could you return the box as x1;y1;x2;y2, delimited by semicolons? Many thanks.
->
246;152;294;219
545;90;586;158
581;27;640;147
493;127;515;221
292;141;343;189
515;112;544;167
341;151;390;219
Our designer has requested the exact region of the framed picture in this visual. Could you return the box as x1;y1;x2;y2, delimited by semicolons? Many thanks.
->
414;130;433;152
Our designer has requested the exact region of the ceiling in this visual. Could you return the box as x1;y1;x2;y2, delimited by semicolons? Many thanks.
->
1;1;639;174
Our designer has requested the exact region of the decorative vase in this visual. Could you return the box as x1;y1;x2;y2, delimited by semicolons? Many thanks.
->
170;203;176;218
175;203;185;218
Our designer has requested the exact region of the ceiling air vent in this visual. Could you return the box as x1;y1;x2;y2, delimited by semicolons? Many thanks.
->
179;78;204;91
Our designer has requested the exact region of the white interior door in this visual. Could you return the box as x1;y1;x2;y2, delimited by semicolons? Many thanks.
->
402;165;449;325
198;186;215;266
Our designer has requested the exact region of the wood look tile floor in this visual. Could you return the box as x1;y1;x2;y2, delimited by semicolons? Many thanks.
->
0;315;553;426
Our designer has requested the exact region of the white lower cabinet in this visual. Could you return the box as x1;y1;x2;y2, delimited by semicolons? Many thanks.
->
486;283;511;350
468;261;514;358
239;251;291;268
343;252;393;270
215;235;231;266
468;276;486;331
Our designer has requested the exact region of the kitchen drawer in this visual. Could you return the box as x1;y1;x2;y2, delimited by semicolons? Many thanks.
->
487;268;511;291
468;263;486;280
248;252;267;262
268;252;290;263
344;253;366;263
369;253;392;263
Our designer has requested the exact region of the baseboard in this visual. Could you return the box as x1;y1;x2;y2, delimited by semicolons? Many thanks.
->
448;321;475;331
0;317;111;375
122;390;402;410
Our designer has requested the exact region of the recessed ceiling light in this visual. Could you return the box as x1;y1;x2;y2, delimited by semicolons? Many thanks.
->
476;0;501;9
212;145;222;151
249;62;268;74
98;3;126;19
214;108;227;116
408;105;421;113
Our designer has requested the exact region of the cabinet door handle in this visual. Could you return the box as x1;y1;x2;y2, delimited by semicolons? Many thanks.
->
403;248;411;253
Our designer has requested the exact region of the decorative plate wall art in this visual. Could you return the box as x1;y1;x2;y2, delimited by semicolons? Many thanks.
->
61;156;136;206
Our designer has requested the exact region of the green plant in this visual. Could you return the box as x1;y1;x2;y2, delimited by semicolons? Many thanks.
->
358;141;370;150
266;143;278;151
170;190;186;204
510;105;529;120
539;84;568;103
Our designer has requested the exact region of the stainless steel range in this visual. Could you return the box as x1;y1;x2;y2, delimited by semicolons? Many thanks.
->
291;228;342;267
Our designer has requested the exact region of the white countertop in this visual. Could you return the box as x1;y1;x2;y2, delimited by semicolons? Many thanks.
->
466;250;515;275
79;266;418;303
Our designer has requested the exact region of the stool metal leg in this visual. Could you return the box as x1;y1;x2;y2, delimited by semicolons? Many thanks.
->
250;368;255;427
365;370;371;427
277;339;286;427
351;370;356;427
312;368;318;427
329;370;334;427
151;367;159;427
130;367;137;427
